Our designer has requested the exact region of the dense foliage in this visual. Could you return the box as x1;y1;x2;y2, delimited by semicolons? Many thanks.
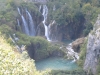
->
0;33;49;75
77;38;87;67
47;0;100;36
0;0;100;74
49;69;87;75
0;0;100;38
97;58;100;75
14;32;64;60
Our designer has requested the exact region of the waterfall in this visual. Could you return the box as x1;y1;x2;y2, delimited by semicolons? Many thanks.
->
9;34;26;53
17;7;36;36
9;35;22;53
21;15;30;35
42;5;51;41
17;19;20;26
26;10;36;36
66;43;79;62
48;20;57;41
17;7;21;15
42;5;57;41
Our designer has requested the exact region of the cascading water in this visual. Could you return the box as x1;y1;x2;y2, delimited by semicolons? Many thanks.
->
66;43;79;62
48;20;57;41
9;35;22;53
42;5;58;41
26;10;36;36
17;7;36;36
17;7;21;15
21;15;30;35
42;5;51;41
17;19;20;26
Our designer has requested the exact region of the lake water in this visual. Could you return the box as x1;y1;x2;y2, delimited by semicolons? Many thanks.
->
35;57;78;71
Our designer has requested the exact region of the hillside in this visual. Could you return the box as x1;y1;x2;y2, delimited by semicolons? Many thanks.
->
0;33;48;75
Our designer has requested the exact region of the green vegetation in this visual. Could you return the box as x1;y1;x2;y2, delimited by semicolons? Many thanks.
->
97;58;100;75
0;33;49;75
0;0;99;38
47;0;100;36
15;32;64;60
77;38;87;67
49;69;87;75
0;0;41;36
0;0;100;74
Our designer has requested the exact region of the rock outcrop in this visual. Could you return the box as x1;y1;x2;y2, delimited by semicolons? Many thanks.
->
84;14;100;75
72;38;85;52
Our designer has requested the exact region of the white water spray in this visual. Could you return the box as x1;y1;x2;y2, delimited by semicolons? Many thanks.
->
9;35;22;53
21;15;30;35
17;7;21;15
66;43;79;62
42;5;51;41
26;10;36;36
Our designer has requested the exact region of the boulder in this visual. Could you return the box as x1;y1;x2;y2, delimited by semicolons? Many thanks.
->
72;37;85;52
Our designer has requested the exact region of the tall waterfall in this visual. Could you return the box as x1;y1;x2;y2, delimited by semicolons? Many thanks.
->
26;10;36;36
42;5;51;41
21;15;30;35
17;7;36;36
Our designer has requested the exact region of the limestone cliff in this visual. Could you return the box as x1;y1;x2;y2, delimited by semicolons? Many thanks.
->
84;15;100;75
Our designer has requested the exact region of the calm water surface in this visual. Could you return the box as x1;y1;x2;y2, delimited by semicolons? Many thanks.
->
35;57;78;71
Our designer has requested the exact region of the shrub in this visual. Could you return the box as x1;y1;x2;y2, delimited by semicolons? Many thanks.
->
77;38;87;67
0;33;49;75
50;68;86;75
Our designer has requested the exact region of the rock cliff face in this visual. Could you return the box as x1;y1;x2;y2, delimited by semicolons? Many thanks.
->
84;15;100;74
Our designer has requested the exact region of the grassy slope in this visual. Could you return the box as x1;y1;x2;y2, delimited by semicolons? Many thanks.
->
0;33;48;75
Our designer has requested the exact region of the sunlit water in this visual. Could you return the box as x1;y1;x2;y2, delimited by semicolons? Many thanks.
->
35;57;78;71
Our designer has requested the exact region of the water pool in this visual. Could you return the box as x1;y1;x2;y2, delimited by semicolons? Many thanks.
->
35;57;78;71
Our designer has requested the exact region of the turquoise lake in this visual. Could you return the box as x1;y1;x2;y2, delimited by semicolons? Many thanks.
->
35;57;78;71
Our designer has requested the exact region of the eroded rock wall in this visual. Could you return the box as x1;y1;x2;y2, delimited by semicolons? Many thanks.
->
84;14;100;75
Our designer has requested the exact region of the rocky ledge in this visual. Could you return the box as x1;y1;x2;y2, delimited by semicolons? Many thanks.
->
72;38;85;53
84;14;100;75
